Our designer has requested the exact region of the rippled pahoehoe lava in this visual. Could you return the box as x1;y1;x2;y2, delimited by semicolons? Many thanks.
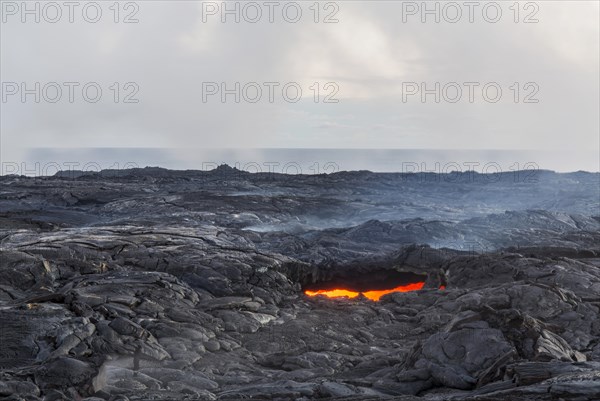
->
305;282;430;301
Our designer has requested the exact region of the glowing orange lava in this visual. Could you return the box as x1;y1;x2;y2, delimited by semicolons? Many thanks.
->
304;288;360;298
305;282;436;301
362;282;425;300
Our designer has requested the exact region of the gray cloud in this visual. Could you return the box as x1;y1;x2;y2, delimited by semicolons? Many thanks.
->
1;0;598;172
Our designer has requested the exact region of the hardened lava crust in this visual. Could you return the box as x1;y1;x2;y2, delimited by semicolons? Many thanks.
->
1;166;599;400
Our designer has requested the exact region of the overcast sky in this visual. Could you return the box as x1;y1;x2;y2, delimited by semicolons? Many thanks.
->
1;0;599;173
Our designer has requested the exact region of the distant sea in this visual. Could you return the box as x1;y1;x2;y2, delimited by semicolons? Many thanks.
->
3;148;598;176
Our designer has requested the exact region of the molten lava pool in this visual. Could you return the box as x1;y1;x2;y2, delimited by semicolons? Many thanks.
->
305;282;430;301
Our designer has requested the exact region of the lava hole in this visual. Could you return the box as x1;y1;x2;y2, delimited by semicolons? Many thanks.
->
303;270;429;301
